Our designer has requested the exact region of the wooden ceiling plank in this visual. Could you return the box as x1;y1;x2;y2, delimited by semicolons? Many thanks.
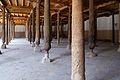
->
8;0;12;6
15;0;18;6
84;1;116;13
22;0;25;6
0;0;7;7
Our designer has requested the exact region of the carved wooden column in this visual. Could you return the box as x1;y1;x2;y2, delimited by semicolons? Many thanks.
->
28;18;30;42
67;6;72;49
42;0;51;63
13;22;15;39
57;11;60;45
34;0;40;51
32;9;36;47
54;21;57;39
60;23;64;38
117;3;120;52
25;19;28;40
41;19;44;39
6;12;9;45
72;0;85;80
1;8;6;49
28;16;32;43
112;13;115;43
8;16;11;43
88;0;97;57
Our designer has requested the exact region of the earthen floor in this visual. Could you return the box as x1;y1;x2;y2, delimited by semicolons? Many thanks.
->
0;38;120;80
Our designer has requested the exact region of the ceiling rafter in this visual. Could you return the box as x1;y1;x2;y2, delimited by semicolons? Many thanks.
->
8;0;12;6
15;0;18;6
22;0;25;6
84;1;116;13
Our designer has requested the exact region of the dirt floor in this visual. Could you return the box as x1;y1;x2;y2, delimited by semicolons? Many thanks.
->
0;38;120;80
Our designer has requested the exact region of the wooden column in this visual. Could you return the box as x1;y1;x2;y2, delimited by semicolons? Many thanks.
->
72;0;85;80
67;6;72;49
42;0;51;63
57;11;60;45
1;8;6;49
29;15;32;43
60;23;64;38
41;19;44;39
6;12;9;45
117;3;120;52
35;0;40;46
88;0;97;57
54;21;57;39
32;9;36;47
112;13;115;43
8;16;11;42
25;19;28;39
13;23;15;39
26;19;29;40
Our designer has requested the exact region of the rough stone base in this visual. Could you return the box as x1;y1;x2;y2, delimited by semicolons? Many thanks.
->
67;44;71;49
86;50;97;58
0;51;2;54
117;46;120;52
31;43;35;47
41;54;50;63
1;44;7;49
34;46;41;52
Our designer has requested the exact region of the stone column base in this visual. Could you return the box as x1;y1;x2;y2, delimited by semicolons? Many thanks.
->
117;46;120;52
1;44;7;49
67;44;71;49
31;43;35;47
0;51;2;54
41;53;51;63
86;49;97;58
34;46;41;52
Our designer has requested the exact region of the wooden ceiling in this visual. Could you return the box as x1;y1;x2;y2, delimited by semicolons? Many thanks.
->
0;0;119;25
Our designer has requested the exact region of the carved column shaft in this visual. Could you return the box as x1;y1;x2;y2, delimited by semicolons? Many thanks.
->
67;6;72;49
57;12;60;45
35;0;40;46
6;12;9;45
72;0;85;80
2;8;5;44
44;0;51;51
32;9;36;43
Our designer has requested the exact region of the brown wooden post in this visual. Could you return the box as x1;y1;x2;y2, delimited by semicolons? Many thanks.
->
26;19;29;41
42;0;51;63
1;7;6;49
34;0;40;51
57;11;60;45
25;19;28;39
28;18;30;42
117;3;120;52
29;15;32;43
10;21;12;41
67;6;72;49
6;11;9;45
13;22;15;39
112;13;115;43
32;9;36;47
72;0;85;80
41;19;44;39
88;0;97;57
8;16;11;43
54;21;57;39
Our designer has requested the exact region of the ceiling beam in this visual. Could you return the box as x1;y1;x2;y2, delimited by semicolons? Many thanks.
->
84;1;116;13
6;6;32;9
0;0;7;7
8;0;12;6
15;0;18;6
22;0;25;6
